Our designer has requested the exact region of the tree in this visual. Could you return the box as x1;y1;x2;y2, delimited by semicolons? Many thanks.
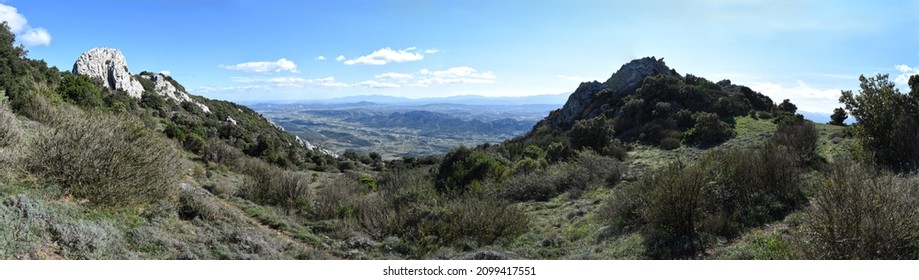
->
840;74;919;170
58;73;104;108
829;107;848;126
778;99;797;114
569;115;615;151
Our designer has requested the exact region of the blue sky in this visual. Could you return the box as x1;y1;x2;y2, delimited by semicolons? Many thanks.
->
5;0;919;113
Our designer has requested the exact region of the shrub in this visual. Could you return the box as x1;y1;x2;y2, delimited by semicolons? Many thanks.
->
313;175;372;221
28;112;183;208
778;99;797;114
436;196;529;247
204;138;244;166
686;112;734;145
641;161;710;259
771;119;819;166
237;159;311;215
700;143;803;237
840;74;919;170
546;141;574;163
829;107;847;126
569;115;619;154
0;102;19;147
659;136;681;150
58;73;104;108
799;158;919;259
496;170;556;202
434;146;506;195
183;133;206;155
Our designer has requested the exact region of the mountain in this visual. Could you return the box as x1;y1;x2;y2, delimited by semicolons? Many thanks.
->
524;56;778;149
285;93;570;106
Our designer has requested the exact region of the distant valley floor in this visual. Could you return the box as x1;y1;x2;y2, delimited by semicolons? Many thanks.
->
252;102;561;159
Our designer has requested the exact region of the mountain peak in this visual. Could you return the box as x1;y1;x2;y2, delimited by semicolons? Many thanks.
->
72;47;145;98
548;56;678;129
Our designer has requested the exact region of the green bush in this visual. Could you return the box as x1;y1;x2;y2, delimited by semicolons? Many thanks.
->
183;133;206;155
28;112;183;208
0;102;19;147
700;143;803;237
569;115;621;156
496;170;556;202
840;74;919;170
771;119;819;165
58;73;104;108
434;146;506;195
686;112;734;145
641;161;710;259
546;141;574;163
799;158;919;259
237;159;311;215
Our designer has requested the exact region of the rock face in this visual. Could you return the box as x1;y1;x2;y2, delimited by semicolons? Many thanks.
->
547;56;676;129
137;73;211;113
73;47;210;113
73;48;146;98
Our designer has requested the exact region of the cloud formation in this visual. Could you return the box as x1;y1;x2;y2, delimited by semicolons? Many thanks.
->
336;55;345;61
315;55;326;61
895;64;919;86
749;81;840;113
375;72;414;80
416;66;496;85
0;4;51;46
221;58;299;73
344;47;424;65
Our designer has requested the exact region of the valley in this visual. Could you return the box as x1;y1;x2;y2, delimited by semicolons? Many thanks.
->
252;102;561;159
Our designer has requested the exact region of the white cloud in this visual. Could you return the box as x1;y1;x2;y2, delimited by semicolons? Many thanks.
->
315;55;326;61
221;58;299;73
159;70;171;76
414;66;496;85
557;75;602;82
375;72;413;80
0;4;28;33
355;80;401;88
19;27;49;46
749;81;840;113
195;85;270;94
895;64;919;86
306;77;349;88
231;76;308;87
424;48;439;54
344;47;424;65
336;55;345;62
0;4;52;47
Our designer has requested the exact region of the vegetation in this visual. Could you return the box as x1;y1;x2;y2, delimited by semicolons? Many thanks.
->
27;111;183;208
840;74;919;170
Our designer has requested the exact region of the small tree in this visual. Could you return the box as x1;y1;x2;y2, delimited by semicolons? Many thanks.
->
840;74;919;169
829;107;848;126
569;115;615;151
778;99;797;114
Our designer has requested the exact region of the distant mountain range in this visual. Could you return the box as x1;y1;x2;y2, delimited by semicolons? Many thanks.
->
245;93;571;106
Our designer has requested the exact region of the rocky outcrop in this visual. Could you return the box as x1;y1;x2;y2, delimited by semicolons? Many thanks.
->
137;73;210;113
73;47;210;113
73;48;146;98
547;57;677;129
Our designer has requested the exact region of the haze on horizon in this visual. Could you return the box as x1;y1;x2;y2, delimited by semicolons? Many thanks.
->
7;0;919;113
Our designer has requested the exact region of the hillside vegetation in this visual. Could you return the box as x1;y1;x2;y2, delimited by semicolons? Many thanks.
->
2;20;918;260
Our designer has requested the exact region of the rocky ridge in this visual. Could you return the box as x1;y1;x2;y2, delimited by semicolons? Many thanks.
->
73;47;146;98
72;47;210;113
547;56;677;129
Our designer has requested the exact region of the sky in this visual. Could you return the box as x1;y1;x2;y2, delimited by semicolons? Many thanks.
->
4;0;919;113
